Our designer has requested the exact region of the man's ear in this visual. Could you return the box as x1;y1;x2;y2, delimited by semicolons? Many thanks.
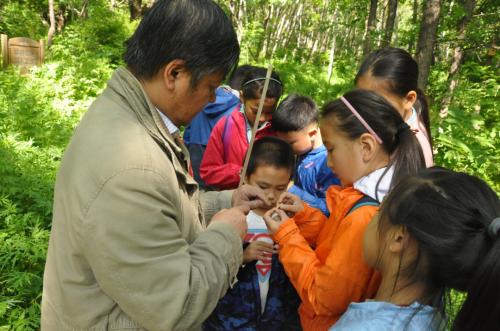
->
162;59;186;91
404;90;417;111
359;133;378;162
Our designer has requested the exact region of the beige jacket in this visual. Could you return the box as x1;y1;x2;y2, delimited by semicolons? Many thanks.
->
41;67;242;331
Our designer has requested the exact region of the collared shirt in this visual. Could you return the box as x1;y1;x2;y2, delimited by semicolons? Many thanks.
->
330;301;441;331
157;108;179;135
240;104;269;142
353;166;394;202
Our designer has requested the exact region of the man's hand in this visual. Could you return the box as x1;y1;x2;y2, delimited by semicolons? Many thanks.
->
211;205;250;239
276;192;304;217
243;241;278;264
232;184;270;210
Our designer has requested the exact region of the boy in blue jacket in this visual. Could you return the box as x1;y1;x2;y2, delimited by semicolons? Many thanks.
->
273;94;340;216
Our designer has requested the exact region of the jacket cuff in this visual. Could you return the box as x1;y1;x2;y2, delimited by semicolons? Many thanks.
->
206;222;243;287
272;218;299;244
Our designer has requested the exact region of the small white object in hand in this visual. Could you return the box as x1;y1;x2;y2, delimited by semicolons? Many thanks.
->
271;211;281;222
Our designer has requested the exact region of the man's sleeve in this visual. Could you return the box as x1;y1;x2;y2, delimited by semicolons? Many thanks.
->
200;190;233;224
83;168;242;331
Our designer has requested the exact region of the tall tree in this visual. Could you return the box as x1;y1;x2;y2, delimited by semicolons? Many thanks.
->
382;0;398;47
440;0;477;117
416;0;442;90
363;0;378;55
47;0;56;47
408;0;419;53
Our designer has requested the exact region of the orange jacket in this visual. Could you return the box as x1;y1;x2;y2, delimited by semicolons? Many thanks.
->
272;185;381;331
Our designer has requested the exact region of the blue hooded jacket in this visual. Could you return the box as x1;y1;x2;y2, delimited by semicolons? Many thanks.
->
184;87;240;146
183;87;240;188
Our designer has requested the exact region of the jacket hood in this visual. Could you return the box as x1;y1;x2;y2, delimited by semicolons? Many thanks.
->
203;87;240;118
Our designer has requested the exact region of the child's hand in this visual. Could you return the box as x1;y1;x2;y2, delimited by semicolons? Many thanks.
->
263;208;290;235
243;241;277;263
277;192;304;217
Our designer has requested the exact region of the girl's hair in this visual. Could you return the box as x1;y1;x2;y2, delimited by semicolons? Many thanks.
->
246;136;294;179
240;67;283;100
322;89;425;188
355;47;432;149
378;167;500;330
228;64;256;90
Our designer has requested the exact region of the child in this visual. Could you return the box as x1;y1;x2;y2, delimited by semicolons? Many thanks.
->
184;65;256;189
263;89;426;330
331;167;500;330
203;137;301;330
273;94;340;216
355;47;433;167
200;67;283;190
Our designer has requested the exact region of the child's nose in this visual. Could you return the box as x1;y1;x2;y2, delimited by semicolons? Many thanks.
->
267;191;278;203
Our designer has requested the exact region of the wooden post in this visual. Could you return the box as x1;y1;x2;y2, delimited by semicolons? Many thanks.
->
39;39;45;66
1;34;8;69
238;64;273;187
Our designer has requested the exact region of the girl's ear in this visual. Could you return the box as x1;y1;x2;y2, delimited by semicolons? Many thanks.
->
404;90;417;112
359;133;379;162
388;225;408;253
239;91;245;103
162;59;186;91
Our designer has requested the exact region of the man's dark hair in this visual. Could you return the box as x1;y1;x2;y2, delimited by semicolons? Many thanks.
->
272;94;319;132
246;137;295;179
124;0;240;86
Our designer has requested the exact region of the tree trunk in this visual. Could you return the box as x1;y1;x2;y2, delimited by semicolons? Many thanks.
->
439;0;477;118
363;0;378;56
327;7;339;82
79;0;89;19
415;0;442;90
382;0;398;47
408;0;419;53
129;0;142;21
47;0;56;48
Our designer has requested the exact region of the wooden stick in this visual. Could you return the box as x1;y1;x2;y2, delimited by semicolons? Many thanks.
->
238;64;273;187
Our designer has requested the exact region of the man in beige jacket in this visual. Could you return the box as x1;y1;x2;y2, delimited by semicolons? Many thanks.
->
41;1;269;330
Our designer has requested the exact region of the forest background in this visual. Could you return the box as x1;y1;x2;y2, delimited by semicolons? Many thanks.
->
0;0;498;329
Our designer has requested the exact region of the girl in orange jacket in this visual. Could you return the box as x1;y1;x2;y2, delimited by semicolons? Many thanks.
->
263;89;426;330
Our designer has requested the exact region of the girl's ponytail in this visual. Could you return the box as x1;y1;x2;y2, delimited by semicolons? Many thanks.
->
391;122;425;186
415;87;433;149
454;230;500;330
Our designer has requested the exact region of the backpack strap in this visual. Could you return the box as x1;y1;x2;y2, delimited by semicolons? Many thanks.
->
346;195;380;216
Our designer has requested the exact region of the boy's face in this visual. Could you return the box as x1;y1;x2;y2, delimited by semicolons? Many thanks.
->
246;165;291;211
276;125;315;155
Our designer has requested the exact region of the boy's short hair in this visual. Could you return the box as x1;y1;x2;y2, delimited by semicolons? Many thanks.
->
246;137;295;179
272;94;318;133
